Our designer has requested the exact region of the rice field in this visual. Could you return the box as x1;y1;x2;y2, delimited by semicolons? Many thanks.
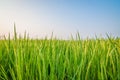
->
0;28;120;80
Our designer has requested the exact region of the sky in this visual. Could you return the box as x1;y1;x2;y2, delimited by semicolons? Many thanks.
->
0;0;120;39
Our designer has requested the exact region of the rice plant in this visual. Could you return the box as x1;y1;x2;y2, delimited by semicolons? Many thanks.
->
0;27;120;80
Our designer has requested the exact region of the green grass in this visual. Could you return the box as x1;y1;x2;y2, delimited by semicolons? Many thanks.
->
0;28;120;80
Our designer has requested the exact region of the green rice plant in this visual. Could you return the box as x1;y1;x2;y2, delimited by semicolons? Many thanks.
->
0;27;120;80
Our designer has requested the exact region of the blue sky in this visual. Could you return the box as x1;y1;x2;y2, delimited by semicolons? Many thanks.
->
0;0;120;39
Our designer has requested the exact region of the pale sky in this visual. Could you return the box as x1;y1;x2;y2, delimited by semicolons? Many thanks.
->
0;0;120;39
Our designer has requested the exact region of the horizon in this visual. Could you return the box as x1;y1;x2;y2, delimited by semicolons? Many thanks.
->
0;0;120;39
0;25;119;40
